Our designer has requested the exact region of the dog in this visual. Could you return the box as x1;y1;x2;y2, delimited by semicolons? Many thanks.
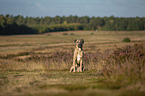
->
69;39;84;72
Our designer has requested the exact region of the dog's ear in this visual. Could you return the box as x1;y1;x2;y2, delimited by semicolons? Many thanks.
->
80;39;84;44
74;39;77;43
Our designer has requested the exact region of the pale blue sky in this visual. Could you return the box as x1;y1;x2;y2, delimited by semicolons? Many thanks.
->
0;0;145;17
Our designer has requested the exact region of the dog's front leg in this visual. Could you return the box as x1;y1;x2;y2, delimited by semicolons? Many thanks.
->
73;50;77;72
80;59;83;72
80;51;84;72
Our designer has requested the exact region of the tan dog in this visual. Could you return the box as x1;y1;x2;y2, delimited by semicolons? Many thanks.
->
69;39;84;72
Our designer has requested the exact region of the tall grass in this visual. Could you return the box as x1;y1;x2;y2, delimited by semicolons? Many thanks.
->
101;44;145;89
0;44;144;90
0;49;104;71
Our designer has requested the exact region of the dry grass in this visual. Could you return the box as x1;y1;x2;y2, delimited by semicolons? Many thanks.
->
0;31;145;55
101;44;145;89
0;31;145;96
0;71;118;96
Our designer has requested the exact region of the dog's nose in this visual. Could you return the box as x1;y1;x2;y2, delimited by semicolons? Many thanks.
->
78;44;82;48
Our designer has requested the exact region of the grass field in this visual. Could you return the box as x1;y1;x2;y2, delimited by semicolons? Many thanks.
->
0;31;145;96
0;31;145;54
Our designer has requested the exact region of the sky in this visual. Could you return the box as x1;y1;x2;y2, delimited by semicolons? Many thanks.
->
0;0;145;17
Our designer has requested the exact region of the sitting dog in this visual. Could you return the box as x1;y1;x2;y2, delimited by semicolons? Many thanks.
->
69;39;84;72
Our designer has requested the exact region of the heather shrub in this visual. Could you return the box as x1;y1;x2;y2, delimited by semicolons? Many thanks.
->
13;50;105;71
101;44;145;89
1;43;144;90
84;50;107;70
110;44;144;63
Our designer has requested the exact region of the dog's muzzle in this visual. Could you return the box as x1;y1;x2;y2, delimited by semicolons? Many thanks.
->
78;44;82;48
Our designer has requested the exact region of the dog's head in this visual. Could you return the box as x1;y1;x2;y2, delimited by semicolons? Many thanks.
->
74;39;84;48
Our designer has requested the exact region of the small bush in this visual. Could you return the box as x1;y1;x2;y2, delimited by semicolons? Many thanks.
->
90;33;94;35
122;37;131;42
70;33;75;35
62;33;68;35
47;34;51;36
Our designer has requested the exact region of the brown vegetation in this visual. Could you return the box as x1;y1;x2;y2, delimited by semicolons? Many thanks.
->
0;31;145;96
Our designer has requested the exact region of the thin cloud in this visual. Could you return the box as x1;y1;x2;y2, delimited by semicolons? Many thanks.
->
35;2;47;12
0;0;145;17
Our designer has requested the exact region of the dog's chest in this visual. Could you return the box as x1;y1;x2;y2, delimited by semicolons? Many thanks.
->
77;48;82;61
77;54;81;61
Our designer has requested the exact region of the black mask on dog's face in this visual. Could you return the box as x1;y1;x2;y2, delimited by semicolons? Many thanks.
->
78;43;82;48
74;39;84;48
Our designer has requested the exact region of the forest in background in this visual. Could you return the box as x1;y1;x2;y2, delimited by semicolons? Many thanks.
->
0;14;145;35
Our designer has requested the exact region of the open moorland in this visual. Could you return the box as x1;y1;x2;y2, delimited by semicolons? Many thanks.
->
0;31;145;96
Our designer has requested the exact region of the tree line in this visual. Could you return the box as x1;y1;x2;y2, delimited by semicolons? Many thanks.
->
0;14;145;35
